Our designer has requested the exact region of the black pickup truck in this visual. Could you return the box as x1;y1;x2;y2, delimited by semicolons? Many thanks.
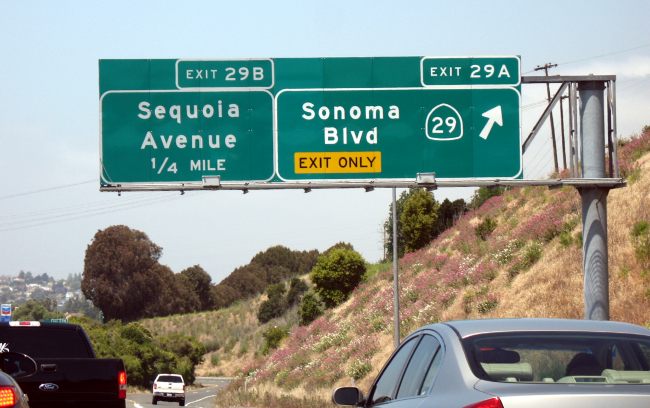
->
0;321;127;408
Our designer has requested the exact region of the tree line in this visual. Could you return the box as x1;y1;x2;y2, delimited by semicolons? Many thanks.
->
82;187;501;323
81;225;319;322
384;186;504;259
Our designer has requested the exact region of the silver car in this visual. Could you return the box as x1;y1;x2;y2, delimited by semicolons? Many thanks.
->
333;318;650;407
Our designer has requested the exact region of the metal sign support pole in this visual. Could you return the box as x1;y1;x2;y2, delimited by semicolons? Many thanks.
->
392;187;400;348
578;81;609;320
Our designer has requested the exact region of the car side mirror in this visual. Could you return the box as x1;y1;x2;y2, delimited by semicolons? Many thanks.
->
332;386;365;406
0;352;37;379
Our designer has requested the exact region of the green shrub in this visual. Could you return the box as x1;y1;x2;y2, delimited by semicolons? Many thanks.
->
631;221;650;268
478;297;498;314
346;359;372;381
559;231;573;247
475;217;497;240
298;292;323;326
508;242;542;280
523;242;542;267
261;326;289;355
70;317;203;387
310;248;366;308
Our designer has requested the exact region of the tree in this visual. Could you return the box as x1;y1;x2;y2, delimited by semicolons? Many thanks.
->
82;225;164;322
434;198;466;236
324;242;355;254
286;277;308;306
147;264;200;317
310;248;366;308
13;299;64;321
211;284;239;309
257;283;287;323
400;189;439;253
63;295;103;321
385;189;439;259
251;246;319;279
220;264;267;299
179;265;215;311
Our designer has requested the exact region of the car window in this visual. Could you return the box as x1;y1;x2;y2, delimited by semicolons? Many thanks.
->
419;341;444;395
369;337;418;405
638;343;650;369
464;332;650;384
0;327;92;358
396;335;441;399
157;375;183;383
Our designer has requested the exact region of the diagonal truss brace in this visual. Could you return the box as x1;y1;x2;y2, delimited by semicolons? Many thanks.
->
522;82;569;154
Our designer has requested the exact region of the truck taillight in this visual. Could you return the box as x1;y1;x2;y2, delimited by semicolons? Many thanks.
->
0;387;16;407
463;397;504;408
118;371;127;399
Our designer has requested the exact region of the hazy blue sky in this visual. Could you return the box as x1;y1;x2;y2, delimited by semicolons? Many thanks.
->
1;0;649;283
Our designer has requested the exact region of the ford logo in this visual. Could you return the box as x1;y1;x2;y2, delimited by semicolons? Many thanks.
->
39;383;59;391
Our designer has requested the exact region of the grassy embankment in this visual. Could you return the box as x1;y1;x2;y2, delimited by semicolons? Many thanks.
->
144;129;650;408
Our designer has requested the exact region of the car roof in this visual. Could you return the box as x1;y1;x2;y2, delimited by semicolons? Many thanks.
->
424;318;650;339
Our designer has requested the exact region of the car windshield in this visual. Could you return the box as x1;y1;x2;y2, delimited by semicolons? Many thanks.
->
463;332;650;384
158;375;183;383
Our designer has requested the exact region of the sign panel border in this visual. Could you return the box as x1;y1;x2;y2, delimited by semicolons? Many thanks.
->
419;56;521;88
273;86;523;183
99;88;276;186
174;58;276;91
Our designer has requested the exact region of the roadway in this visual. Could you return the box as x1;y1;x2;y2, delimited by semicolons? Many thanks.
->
126;377;232;408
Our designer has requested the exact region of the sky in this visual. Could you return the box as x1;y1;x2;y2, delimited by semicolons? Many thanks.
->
1;0;649;284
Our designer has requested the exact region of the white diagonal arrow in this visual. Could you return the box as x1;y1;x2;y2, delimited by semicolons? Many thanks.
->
479;105;503;140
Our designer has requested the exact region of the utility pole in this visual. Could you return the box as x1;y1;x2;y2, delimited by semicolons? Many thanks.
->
535;63;559;173
559;95;568;170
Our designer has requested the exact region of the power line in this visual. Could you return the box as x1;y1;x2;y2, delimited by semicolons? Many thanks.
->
0;193;183;232
523;42;650;74
0;193;173;220
557;42;650;67
0;179;97;200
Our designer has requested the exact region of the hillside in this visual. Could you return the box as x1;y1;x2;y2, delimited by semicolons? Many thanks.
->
207;128;650;407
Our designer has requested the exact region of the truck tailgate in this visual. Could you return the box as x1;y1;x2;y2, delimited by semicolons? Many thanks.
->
17;357;125;408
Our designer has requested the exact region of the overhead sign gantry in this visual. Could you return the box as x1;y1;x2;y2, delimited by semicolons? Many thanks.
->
99;56;521;189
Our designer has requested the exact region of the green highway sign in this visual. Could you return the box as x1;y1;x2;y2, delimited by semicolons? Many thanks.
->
100;90;274;184
176;59;274;89
421;56;520;86
100;56;522;188
275;88;521;181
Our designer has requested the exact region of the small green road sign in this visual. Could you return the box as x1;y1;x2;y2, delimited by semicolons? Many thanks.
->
176;59;274;89
100;90;274;184
275;88;521;180
421;56;520;87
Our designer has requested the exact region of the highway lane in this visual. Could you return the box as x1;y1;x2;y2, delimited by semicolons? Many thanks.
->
127;377;232;408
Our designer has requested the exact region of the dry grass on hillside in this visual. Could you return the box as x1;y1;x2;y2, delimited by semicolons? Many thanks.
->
215;131;650;407
149;130;650;408
140;298;300;377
